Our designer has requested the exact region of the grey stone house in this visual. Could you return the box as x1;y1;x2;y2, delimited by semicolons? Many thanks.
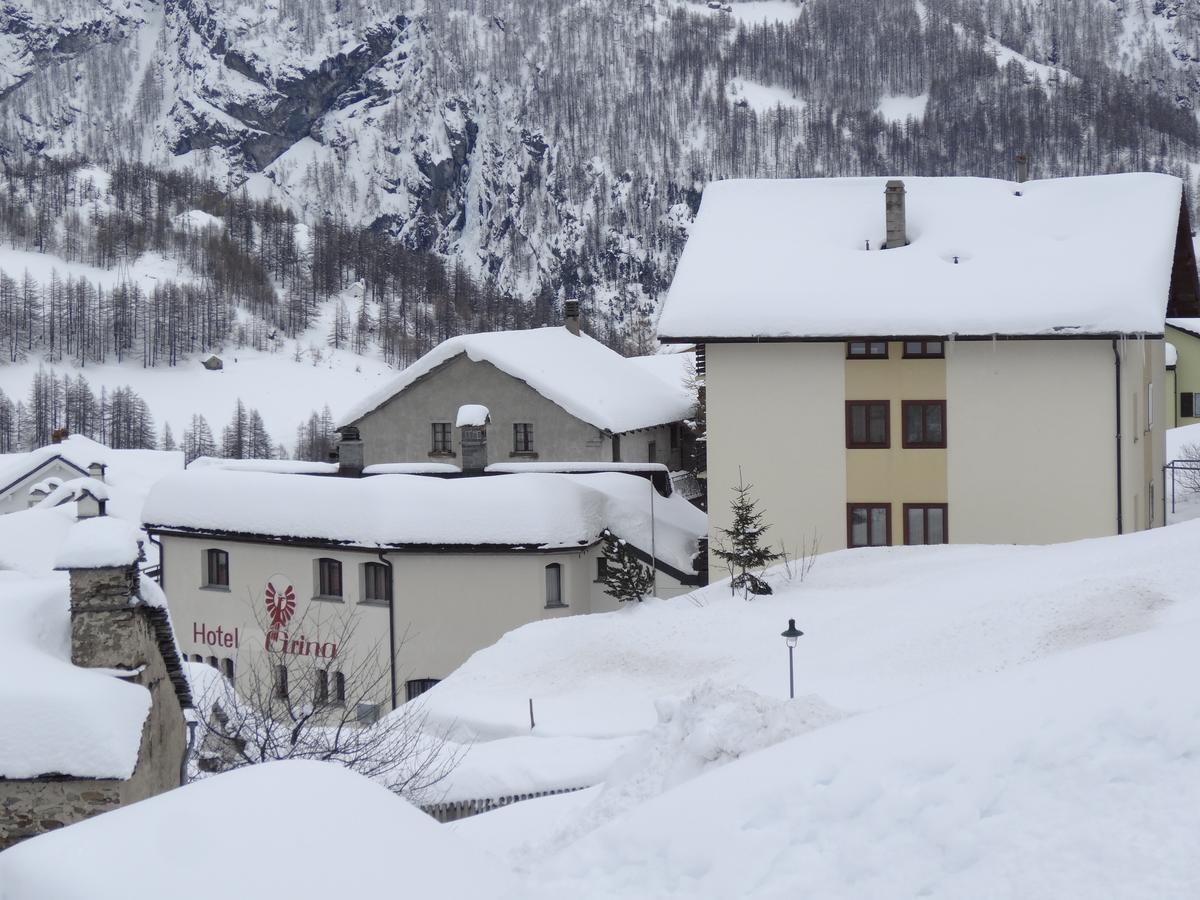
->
339;309;695;472
0;515;192;850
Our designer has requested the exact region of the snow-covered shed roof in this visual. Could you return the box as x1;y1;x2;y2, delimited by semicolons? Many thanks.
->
142;469;706;576
0;571;151;780
657;174;1186;340
340;327;695;434
0;760;517;900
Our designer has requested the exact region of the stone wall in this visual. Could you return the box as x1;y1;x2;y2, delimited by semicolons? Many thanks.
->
0;779;122;850
0;564;189;850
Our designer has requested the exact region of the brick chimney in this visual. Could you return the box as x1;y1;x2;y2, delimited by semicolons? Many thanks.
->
883;180;907;249
564;299;581;336
335;426;364;477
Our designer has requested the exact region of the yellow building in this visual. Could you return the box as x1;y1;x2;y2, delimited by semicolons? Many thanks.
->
658;175;1200;557
1165;320;1200;429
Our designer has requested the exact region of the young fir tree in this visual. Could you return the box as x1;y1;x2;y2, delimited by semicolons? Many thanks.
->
600;530;655;603
713;472;782;598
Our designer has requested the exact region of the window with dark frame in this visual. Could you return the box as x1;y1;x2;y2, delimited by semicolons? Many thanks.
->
431;422;452;453
317;558;343;598
903;340;945;358
204;549;229;587
904;504;948;545
1183;393;1195;419
334;671;346;703
275;664;289;700
315;668;329;704
222;658;235;680
648;440;657;462
901;401;947;448
846;340;888;359
846;401;890;448
597;556;609;581
514;422;534;453
206;656;218;669
847;504;891;548
406;678;441;701
545;563;564;608
363;562;389;603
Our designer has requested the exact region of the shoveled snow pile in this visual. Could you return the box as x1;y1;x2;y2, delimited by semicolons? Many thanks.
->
143;469;705;571
340;327;695;434
0;760;517;900
658;174;1182;338
0;571;151;780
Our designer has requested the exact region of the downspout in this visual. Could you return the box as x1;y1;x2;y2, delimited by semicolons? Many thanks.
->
377;550;398;710
147;531;164;586
1112;339;1124;535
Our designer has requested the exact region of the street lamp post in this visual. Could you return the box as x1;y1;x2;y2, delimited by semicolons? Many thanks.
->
780;618;803;700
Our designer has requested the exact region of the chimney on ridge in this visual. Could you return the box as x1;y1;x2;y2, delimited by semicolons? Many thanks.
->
1016;153;1029;184
87;461;107;483
335;426;365;477
564;299;581;336
884;180;907;249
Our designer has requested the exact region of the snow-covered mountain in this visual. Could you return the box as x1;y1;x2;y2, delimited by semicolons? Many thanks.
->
3;0;1200;306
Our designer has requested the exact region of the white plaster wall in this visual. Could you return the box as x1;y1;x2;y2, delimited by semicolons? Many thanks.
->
704;342;848;562
947;340;1118;544
0;459;88;514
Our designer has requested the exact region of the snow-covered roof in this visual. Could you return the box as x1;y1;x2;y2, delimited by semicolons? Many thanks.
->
142;469;706;574
341;327;695;434
1167;317;1200;340
188;456;338;474
0;571;151;779
657;174;1184;340
0;760;516;900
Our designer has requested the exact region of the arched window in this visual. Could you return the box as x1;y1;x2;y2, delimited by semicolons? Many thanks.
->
334;671;346;703
190;653;203;663
206;656;218;669
315;558;343;599
544;563;564;609
222;658;235;680
203;549;229;587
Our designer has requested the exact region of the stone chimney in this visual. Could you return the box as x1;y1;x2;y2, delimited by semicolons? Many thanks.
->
1015;153;1029;184
335;426;364;477
76;482;108;519
56;516;145;670
883;180;907;249
564;299;581;336
87;461;107;482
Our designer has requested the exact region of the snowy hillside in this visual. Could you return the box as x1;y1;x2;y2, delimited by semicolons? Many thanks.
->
413;519;1200;897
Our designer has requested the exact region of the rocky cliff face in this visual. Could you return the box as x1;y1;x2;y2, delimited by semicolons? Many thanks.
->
2;0;1200;309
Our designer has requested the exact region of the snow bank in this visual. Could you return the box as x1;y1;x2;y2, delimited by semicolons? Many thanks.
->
0;760;517;900
519;622;1200;899
142;470;705;571
0;571;150;779
54;516;141;569
189;456;338;474
658;174;1182;339
0;506;76;573
340;327;695;434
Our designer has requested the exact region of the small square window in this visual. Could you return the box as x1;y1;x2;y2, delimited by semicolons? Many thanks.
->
846;401;890;448
596;556;609;581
